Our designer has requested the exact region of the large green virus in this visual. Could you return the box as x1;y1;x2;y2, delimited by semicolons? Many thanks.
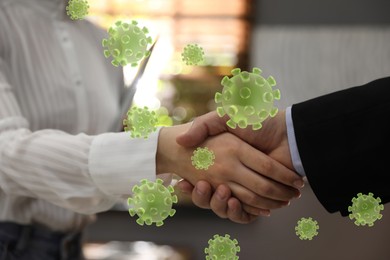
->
215;67;281;130
102;20;152;67
348;192;384;227
205;234;240;260
123;106;158;139
66;0;89;20
191;147;215;170
127;179;178;227
295;217;319;240
181;44;204;66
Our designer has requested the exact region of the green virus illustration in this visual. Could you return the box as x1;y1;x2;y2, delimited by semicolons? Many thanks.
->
127;179;178;227
348;192;384;227
66;0;89;20
295;217;319;240
191;147;215;170
123;106;158;139
181;44;205;65
102;20;152;67
215;67;281;130
205;234;240;260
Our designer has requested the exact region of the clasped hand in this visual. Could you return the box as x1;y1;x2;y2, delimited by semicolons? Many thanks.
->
156;110;304;224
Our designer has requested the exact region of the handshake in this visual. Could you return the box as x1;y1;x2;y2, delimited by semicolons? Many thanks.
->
156;109;305;224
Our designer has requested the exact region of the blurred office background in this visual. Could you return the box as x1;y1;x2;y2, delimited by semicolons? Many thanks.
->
82;0;390;259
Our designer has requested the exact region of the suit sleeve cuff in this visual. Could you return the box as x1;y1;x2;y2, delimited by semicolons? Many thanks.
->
286;106;306;177
88;128;171;197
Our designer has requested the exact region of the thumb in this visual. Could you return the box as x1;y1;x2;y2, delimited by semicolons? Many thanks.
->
176;111;227;147
176;119;209;147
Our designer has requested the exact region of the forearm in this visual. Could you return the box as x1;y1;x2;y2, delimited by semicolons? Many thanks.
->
0;127;118;213
1;123;170;215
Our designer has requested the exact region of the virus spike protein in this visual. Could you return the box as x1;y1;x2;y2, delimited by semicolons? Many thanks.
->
215;67;281;130
191;147;215;170
66;0;89;20
205;234;240;260
127;179;178;227
348;192;384;227
102;20;152;67
295;217;319;240
123;106;158;139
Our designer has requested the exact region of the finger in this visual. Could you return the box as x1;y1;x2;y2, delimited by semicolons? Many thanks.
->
208;185;262;223
191;181;213;209
176;111;227;147
228;182;288;210
240;143;304;190
175;179;195;194
226;198;259;224
209;184;231;219
242;204;271;217
236;144;301;201
230;162;299;202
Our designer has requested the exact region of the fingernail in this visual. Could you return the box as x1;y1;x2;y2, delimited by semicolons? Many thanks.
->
196;186;205;196
295;191;302;199
293;179;305;189
216;189;227;200
259;210;270;217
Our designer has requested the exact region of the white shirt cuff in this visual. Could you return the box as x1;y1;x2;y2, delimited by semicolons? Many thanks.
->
88;128;171;197
286;106;306;177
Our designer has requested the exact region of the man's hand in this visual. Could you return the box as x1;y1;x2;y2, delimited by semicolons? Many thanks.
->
156;123;301;214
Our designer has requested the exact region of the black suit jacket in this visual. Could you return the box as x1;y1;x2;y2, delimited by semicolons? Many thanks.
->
291;77;390;216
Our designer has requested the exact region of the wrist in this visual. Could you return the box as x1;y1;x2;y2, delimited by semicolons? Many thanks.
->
285;107;304;174
267;110;294;170
279;110;294;169
156;124;195;181
156;127;175;175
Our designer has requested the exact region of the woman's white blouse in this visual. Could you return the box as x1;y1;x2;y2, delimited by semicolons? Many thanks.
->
0;0;161;231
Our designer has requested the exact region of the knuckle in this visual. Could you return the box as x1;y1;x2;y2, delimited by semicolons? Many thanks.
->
260;185;274;197
225;143;239;155
223;136;240;153
246;193;260;207
260;159;273;173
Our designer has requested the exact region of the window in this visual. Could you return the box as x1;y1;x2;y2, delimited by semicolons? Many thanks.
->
88;0;253;123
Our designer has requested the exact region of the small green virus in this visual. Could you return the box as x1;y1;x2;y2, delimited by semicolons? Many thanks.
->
156;107;173;127
205;234;240;260
123;106;158;139
181;44;204;65
127;179;178;227
295;217;319;240
66;0;89;20
191;147;215;170
215;67;281;130
348;192;384;227
102;20;152;67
